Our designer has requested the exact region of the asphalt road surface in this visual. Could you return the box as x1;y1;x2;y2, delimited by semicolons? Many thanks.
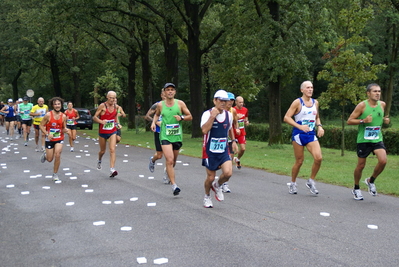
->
1;129;399;267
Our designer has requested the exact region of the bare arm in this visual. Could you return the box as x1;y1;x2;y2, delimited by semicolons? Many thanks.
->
201;108;219;135
315;100;324;137
176;100;192;122
93;104;106;125
150;102;162;132
145;108;156;122
347;102;369;125
39;113;50;137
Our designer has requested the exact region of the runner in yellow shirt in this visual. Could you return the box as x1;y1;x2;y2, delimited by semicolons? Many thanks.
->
30;97;49;152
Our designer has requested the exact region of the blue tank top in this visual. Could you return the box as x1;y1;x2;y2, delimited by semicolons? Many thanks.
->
6;105;15;117
202;110;230;159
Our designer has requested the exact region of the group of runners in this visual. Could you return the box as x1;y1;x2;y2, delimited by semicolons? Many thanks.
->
1;80;388;205
284;81;389;202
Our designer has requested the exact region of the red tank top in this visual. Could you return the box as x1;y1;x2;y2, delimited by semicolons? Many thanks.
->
46;111;65;141
99;103;117;134
65;109;78;125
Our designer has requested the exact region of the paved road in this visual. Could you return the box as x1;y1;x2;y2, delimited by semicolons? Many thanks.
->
1;130;398;267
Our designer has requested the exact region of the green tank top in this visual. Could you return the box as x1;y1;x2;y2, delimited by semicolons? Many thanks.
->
357;100;384;143
160;99;183;143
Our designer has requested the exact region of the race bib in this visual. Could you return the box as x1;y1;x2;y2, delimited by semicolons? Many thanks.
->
67;119;74;125
50;128;61;138
364;126;380;140
302;119;315;131
238;119;245;129
103;120;115;130
24;110;30;115
209;137;227;153
165;124;181;136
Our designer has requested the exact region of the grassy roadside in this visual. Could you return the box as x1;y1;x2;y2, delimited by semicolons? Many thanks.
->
80;124;399;197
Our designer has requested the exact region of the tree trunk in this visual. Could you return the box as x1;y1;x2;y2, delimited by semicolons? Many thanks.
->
47;46;62;98
11;69;22;101
127;50;139;130
341;103;345;156
185;1;203;138
140;21;153;114
71;32;81;107
165;20;179;86
268;78;283;145
267;1;283;145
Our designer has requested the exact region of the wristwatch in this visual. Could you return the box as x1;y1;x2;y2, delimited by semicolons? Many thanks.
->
316;124;323;127
180;115;185;121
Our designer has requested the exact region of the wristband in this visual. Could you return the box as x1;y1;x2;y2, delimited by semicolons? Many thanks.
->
316;124;323;127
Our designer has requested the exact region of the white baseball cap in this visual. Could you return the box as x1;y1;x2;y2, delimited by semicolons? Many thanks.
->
213;90;230;101
7;99;13;103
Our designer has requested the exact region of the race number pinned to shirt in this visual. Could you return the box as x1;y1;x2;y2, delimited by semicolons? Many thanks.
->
364;126;381;140
238;119;245;129
302;119;315;131
165;124;181;136
67;119;74;125
103;119;115;130
50;128;61;138
209;137;227;153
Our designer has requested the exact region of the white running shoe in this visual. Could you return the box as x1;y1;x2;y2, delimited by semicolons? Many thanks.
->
172;184;181;196
222;183;231;193
52;173;59;181
288;182;297;194
352;189;364;200
70;147;74;152
211;180;224;201
163;167;170;184
365;178;377;196
203;197;213;208
110;168;118;178
306;179;319;194
40;152;46;163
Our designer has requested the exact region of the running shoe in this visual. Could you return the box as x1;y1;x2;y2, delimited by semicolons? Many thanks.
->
148;156;155;172
41;146;45;152
352;189;364;200
211;181;224;201
163;167;170;184
110;168;118;178
70;147;74;152
24;141;28;146
203;197;213;208
288;182;297;194
234;157;242;169
35;146;39;152
365;178;377;196
306;179;319;194
222;183;231;193
97;161;102;170
52;173;59;181
172;184;181;196
40;151;46;163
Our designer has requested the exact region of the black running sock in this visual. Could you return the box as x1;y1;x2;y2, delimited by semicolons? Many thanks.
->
354;185;360;190
369;176;376;183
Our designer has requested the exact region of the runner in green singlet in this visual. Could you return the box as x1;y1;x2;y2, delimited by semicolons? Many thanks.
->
151;83;192;196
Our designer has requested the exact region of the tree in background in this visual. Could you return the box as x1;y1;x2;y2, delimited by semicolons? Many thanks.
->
317;1;386;156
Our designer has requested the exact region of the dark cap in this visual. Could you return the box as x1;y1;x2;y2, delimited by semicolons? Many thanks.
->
163;83;176;89
23;96;29;101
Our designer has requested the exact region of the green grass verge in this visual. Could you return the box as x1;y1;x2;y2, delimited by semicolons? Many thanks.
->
80;124;399;197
